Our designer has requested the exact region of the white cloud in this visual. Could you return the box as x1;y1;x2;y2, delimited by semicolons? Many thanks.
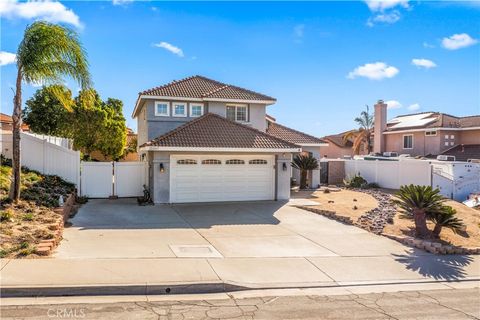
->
0;51;16;66
423;42;435;48
411;58;437;69
0;0;82;28
365;0;409;11
154;42;184;57
347;62;399;80
386;100;402;109
408;103;420;111
294;24;305;38
367;10;401;26
442;33;478;50
112;0;133;6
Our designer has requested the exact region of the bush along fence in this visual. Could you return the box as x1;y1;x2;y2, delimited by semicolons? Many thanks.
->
35;192;78;256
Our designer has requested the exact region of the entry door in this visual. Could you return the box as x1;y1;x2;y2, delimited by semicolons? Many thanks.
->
170;155;275;203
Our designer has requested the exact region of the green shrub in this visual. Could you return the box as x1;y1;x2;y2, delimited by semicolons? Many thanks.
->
344;174;367;188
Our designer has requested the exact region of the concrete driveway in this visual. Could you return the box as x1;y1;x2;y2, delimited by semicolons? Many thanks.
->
55;198;411;259
1;199;476;291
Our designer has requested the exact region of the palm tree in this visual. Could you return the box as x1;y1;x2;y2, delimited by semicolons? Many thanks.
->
344;105;374;154
428;206;465;238
9;21;91;201
291;154;319;189
394;185;446;238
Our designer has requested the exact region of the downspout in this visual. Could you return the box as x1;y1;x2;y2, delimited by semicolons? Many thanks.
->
274;154;278;201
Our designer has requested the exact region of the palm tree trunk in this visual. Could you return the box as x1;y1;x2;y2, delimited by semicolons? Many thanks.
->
413;208;430;238
9;68;22;201
300;170;308;189
432;224;442;238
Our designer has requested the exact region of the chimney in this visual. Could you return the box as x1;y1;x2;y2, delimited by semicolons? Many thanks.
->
373;99;387;154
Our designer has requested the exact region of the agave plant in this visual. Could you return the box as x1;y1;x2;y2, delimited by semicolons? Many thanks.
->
291;154;319;189
428;205;465;238
394;185;446;238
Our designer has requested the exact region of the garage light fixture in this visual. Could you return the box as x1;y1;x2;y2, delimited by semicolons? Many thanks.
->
159;163;165;173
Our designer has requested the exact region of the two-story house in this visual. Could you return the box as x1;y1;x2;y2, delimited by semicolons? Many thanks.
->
133;75;304;204
373;100;480;160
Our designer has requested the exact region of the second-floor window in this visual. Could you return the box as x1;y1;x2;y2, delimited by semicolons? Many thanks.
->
226;104;247;122
155;102;170;117
173;102;187;117
190;103;204;117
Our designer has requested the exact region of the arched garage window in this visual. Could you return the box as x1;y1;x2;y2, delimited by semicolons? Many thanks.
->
249;159;268;165
225;159;245;165
202;159;221;165
177;159;197;165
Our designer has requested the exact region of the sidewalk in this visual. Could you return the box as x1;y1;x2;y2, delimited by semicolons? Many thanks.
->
1;254;479;297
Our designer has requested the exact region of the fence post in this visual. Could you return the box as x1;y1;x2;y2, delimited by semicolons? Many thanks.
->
375;160;379;183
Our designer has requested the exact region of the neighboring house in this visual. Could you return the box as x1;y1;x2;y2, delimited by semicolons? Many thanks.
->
265;115;327;188
373;100;480;160
0;113;30;159
320;130;360;159
90;128;138;162
133;75;301;204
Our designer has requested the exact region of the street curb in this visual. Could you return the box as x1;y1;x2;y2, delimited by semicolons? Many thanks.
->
2;279;479;298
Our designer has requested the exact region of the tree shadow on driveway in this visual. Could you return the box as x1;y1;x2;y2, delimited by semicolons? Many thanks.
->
392;250;476;281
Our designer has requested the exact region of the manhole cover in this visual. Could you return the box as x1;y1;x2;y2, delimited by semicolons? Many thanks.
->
169;245;223;258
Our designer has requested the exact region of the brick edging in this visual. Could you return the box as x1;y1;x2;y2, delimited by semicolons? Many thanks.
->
295;206;354;225
382;233;480;255
35;193;77;256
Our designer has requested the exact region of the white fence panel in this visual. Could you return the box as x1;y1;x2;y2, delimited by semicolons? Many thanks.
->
344;159;431;190
399;160;431;187
114;162;147;197
21;132;80;186
81;162;113;198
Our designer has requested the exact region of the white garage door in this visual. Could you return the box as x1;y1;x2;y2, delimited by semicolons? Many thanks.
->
170;155;275;203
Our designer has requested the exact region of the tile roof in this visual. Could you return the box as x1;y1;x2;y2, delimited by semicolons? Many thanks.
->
322;131;354;148
140;113;300;150
266;121;327;145
140;75;276;102
442;144;480;162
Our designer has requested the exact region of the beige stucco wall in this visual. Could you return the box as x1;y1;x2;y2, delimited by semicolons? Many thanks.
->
319;144;356;159
459;129;480;145
383;129;479;156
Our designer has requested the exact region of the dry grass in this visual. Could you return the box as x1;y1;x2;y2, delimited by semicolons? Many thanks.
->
292;188;378;220
0;201;62;258
383;200;480;247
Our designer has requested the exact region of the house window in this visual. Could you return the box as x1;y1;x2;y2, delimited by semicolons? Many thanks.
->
445;134;449;139
201;159;221;165
403;135;413;149
173;102;187;117
445;141;449;146
226;159;245;165
249;159;268;165
155;102;170;116
226;105;247;122
177;159;197;165
190;103;204;117
425;130;437;136
450;135;454;139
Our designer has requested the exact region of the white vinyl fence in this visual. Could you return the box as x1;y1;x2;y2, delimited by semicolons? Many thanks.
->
80;161;147;198
20;132;80;186
344;159;432;189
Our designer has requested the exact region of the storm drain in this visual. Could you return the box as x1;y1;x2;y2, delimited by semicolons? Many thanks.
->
169;245;223;258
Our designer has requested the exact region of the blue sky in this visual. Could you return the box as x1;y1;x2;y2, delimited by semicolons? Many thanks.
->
1;1;479;136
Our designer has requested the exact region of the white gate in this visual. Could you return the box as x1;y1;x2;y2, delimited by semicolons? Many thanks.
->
80;161;147;198
81;162;114;198
114;162;147;197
